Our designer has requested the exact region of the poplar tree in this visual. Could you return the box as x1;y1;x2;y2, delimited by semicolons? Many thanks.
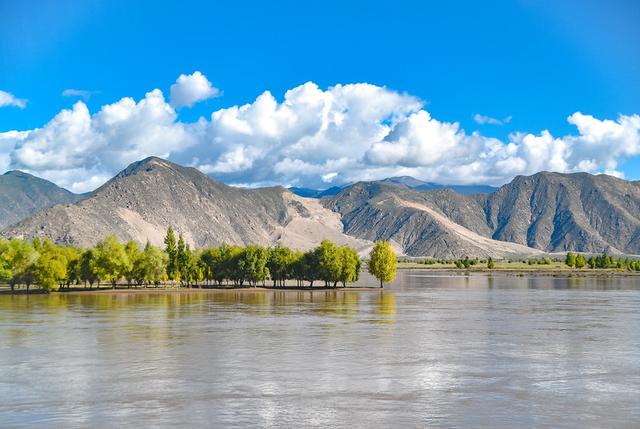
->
368;241;397;288
164;226;178;281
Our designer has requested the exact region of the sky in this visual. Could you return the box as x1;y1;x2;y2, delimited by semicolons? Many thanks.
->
0;0;639;192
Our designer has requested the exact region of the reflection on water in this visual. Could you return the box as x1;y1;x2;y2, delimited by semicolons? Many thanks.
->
0;271;639;428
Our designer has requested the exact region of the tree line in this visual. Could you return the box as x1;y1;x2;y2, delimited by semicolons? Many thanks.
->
0;227;398;292
565;252;640;271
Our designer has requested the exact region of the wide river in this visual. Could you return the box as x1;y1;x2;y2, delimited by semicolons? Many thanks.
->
0;270;639;428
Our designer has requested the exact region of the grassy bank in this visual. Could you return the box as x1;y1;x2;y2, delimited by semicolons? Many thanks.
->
397;261;640;275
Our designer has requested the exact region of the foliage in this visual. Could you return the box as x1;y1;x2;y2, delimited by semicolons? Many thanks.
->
368;241;397;288
0;229;365;291
487;257;495;269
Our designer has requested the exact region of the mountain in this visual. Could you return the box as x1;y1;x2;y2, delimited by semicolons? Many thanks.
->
288;186;342;198
4;158;639;257
323;181;542;258
0;170;83;230
379;176;497;194
324;172;640;256
290;176;497;199
483;172;640;254
1;157;370;252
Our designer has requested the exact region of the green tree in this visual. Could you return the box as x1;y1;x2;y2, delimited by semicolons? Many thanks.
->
267;244;294;287
368;241;397;288
59;246;81;289
487;257;495;269
338;245;361;287
239;245;269;286
124;240;143;287
315;240;343;287
199;247;221;285
565;252;576;268
33;238;67;292
79;249;99;287
164;226;178;281
138;242;168;286
218;243;243;286
94;235;130;288
574;254;586;269
2;238;38;291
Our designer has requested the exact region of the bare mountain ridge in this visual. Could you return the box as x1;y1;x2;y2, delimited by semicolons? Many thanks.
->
1;157;371;252
483;171;640;253
325;171;640;256
2;158;639;257
0;170;83;230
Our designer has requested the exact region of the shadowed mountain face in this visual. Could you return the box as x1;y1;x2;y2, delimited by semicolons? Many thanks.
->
0;171;82;230
1;157;370;252
483;172;640;254
325;172;640;256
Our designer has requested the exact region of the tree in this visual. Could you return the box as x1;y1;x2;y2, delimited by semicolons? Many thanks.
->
124;240;143;287
487;257;495;269
94;235;130;287
368;241;397;288
176;233;196;286
140;242;168;286
217;243;243;286
339;246;361;287
267;244;294;287
239;245;269;286
59;245;81;289
164;226;178;281
79;249;99;287
33;238;67;292
565;252;576;268
199;247;221;285
575;254;586;269
315;240;343;287
2;238;38;291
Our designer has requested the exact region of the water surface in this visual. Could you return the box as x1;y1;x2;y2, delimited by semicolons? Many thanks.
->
1;271;639;428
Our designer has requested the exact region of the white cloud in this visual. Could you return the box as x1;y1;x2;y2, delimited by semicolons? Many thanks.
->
473;113;512;125
62;89;96;101
2;77;640;192
322;172;338;183
7;89;196;191
170;71;220;108
0;90;27;108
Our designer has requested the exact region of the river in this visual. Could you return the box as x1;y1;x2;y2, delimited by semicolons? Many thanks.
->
0;270;639;428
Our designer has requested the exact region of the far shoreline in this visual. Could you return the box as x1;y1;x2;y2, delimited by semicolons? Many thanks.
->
2;267;639;296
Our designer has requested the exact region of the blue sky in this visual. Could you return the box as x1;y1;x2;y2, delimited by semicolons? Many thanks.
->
0;0;639;191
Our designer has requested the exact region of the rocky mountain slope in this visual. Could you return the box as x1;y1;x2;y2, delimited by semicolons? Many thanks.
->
482;172;640;254
324;172;640;256
0;171;82;230
3;157;639;257
1;157;371;252
323;182;541;258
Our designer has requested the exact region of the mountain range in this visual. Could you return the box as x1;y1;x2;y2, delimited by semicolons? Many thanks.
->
289;177;496;199
2;157;639;257
0;170;82;230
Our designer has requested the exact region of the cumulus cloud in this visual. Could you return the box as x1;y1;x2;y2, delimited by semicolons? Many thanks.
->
473;113;512;125
1;77;639;192
170;71;220;108
62;89;97;101
5;89;197;191
0;90;27;108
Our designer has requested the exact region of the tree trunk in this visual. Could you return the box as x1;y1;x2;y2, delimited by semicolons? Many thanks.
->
380;279;383;288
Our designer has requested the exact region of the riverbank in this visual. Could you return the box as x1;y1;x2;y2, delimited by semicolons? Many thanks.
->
397;262;640;276
0;284;383;295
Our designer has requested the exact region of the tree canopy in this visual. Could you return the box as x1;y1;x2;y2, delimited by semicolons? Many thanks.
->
368;241;397;288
